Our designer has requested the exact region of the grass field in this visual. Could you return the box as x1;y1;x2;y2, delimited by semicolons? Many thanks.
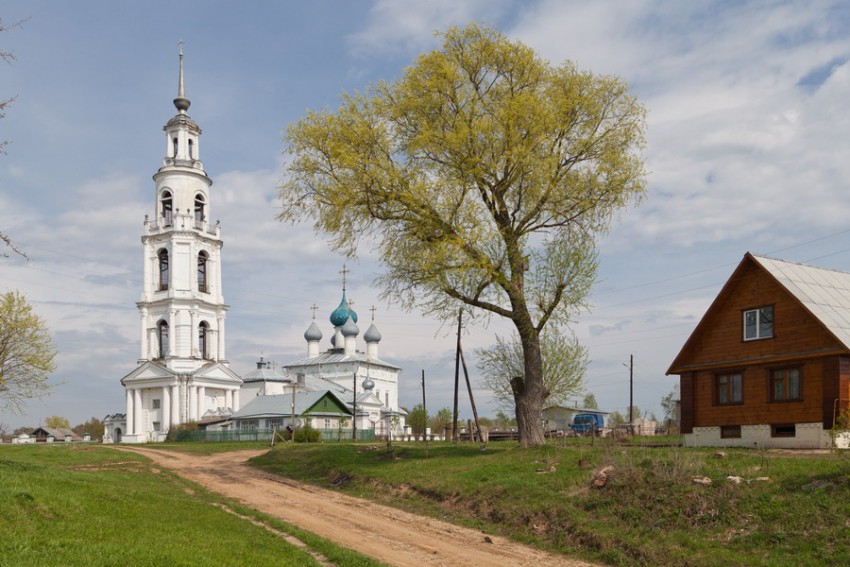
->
0;444;385;567
251;439;850;566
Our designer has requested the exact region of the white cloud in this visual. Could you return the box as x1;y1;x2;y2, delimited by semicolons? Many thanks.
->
347;0;510;58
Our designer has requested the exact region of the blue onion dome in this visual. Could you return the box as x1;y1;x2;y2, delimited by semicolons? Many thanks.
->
304;321;323;342
341;315;359;337
362;376;375;391
364;323;382;343
330;292;358;327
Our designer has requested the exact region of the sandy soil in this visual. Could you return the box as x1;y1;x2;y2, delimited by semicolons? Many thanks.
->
118;446;597;567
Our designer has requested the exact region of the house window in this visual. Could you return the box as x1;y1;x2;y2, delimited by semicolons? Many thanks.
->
715;373;743;405
152;399;161;409
197;251;208;293
324;418;330;430
158;249;169;291
720;425;741;439
239;420;258;431
161;191;173;226
743;306;773;340
267;418;284;429
198;322;209;359
157;321;169;359
771;424;796;438
771;367;801;401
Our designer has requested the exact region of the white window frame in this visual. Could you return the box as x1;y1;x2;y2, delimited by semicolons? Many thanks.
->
743;306;773;341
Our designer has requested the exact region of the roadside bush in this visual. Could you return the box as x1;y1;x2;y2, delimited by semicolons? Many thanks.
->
294;425;320;443
166;422;199;442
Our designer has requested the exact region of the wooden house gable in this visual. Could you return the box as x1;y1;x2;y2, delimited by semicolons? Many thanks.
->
304;392;351;416
668;253;846;375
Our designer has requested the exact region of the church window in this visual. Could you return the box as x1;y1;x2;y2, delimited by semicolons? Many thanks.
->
158;249;169;291
188;139;194;159
197;251;208;293
172;137;178;158
194;194;205;223
152;399;161;409
198;321;209;359
385;392;389;407
157;320;169;358
161;191;173;226
153;421;161;432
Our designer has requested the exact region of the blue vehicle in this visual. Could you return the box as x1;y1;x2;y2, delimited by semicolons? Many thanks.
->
571;413;604;436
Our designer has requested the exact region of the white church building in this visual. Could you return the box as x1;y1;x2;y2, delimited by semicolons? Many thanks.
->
105;50;403;443
233;292;406;438
106;49;242;443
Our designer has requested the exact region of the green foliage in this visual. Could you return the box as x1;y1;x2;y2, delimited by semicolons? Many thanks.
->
44;415;70;429
254;442;850;566
294;424;321;443
495;410;516;428
477;325;587;410
165;421;199;442
0;291;58;413
582;393;599;409
72;416;104;439
280;23;646;447
429;407;453;432
408;404;428;436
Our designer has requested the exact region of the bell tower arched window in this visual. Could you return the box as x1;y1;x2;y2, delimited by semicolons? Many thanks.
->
188;139;194;159
158;249;169;291
197;251;208;293
194;194;205;224
161;191;173;226
157;320;169;359
172;137;178;158
198;321;209;359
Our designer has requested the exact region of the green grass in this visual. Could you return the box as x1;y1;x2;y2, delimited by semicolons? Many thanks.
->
251;440;850;566
0;444;385;567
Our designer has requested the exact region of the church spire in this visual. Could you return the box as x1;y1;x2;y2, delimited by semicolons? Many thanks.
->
173;40;191;114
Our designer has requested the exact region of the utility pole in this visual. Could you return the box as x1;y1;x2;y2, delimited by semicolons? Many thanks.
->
622;354;635;433
421;369;429;458
352;372;357;442
452;308;462;444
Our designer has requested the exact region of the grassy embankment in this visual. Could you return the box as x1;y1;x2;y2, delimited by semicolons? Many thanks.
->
251;439;850;566
0;443;385;567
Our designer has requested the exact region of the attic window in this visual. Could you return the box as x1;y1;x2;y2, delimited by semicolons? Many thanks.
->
743;306;773;340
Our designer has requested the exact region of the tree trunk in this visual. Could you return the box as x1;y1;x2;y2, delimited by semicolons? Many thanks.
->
512;324;546;447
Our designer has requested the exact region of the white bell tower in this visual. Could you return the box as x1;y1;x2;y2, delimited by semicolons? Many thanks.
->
119;45;242;443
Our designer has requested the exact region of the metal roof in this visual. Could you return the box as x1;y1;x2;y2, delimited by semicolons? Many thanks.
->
752;254;850;349
232;391;344;420
285;350;400;370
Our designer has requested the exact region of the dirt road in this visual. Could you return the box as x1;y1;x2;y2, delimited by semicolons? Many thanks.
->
119;446;597;567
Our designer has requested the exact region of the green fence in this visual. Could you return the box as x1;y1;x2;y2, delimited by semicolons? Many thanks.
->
169;428;376;443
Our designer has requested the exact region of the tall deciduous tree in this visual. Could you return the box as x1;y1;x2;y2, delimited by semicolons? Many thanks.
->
280;24;646;446
477;326;587;412
45;415;70;429
408;404;428;437
0;291;57;413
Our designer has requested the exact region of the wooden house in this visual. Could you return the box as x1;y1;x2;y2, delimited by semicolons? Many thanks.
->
667;253;850;449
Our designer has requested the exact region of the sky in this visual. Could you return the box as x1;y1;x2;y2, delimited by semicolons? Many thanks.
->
3;0;850;431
